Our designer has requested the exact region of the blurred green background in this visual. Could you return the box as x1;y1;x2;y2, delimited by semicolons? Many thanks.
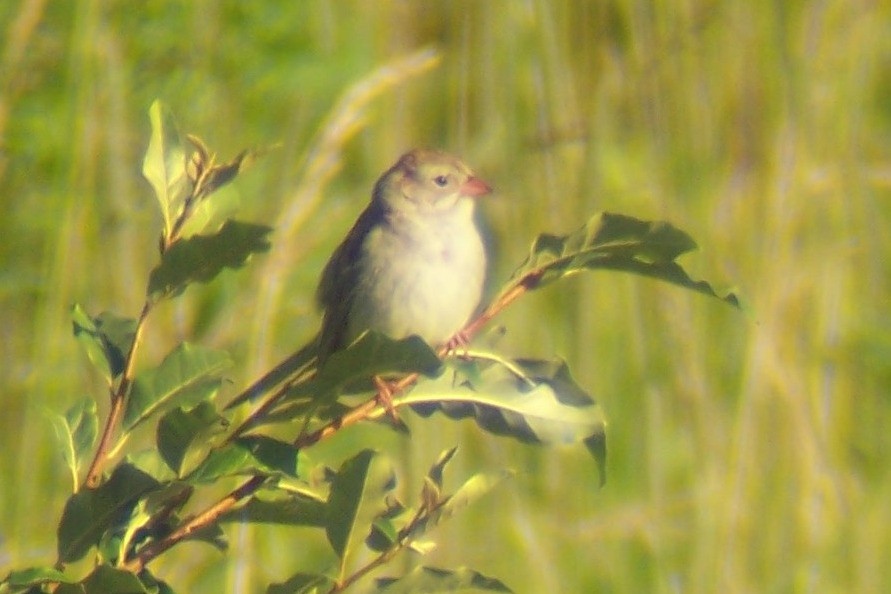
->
2;1;889;592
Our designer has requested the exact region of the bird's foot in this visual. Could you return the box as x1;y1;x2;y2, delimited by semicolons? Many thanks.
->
373;375;402;424
444;330;472;359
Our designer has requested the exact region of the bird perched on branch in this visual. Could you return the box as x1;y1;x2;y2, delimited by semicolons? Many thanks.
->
317;148;491;360
224;149;491;414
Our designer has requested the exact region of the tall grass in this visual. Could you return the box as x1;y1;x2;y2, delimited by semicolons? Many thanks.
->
2;1;888;591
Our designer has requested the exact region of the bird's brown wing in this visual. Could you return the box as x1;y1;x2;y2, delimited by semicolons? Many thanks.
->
315;200;383;360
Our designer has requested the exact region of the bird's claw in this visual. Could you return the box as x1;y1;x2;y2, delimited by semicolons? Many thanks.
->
444;330;472;359
373;376;401;423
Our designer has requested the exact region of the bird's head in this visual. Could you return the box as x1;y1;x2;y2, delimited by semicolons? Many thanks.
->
374;149;491;216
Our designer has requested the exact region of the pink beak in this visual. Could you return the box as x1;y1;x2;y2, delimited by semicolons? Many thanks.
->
460;176;493;198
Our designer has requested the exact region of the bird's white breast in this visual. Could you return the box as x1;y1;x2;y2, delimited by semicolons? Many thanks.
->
349;204;486;346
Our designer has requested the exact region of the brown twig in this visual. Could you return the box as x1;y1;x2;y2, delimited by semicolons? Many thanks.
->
124;474;267;572
83;300;153;489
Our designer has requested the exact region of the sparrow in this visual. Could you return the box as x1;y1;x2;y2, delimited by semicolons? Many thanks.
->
316;148;491;361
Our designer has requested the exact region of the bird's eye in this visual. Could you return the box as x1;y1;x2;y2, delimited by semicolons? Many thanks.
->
433;175;449;187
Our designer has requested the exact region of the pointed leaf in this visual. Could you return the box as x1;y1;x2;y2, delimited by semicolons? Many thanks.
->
187;436;303;483
436;470;513;524
507;212;740;308
123;343;232;431
147;220;272;300
5;566;75;588
72;303;113;383
375;566;513;593
157;402;228;476
126;449;177;483
366;497;411;552
427;446;458;490
315;332;443;393
584;432;608;488
405;358;606;474
143;100;188;239
188;141;269;200
57;464;160;563
94;312;139;375
326;450;394;573
138;569;177;594
322;332;442;376
407;357;607;484
82;564;149;593
419;447;458;515
50;398;99;491
71;305;137;382
177;183;241;240
366;517;400;552
219;493;327;527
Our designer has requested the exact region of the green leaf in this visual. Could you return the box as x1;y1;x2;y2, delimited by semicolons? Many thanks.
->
143;100;188;239
584;432;608;488
116;482;196;561
71;304;137;382
427;446;458;490
507;212;740;308
147;219;272;300
81;564;149;593
419;447;458;516
265;333;442;422
50;398;99;491
187;436;303;483
375;566;513;593
402;470;511;546
137;569;177;594
317;332;443;387
123;343;232;431
157;402;228;476
366;495;410;552
177;183;241;240
57;464;160;563
218;493;327;527
126;449;177;483
366;516;400;552
405;357;607;483
435;471;512;525
267;573;334;594
326;450;394;575
5;566;75;588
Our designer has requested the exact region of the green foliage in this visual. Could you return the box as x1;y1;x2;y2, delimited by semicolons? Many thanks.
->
71;306;138;384
57;464;160;564
326;450;393;575
187;436;303;483
156;402;228;477
5;3;889;593
50;399;99;492
0;98;738;594
146;221;273;300
123;343;232;431
218;493;327;527
509;212;739;307
143;100;188;241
